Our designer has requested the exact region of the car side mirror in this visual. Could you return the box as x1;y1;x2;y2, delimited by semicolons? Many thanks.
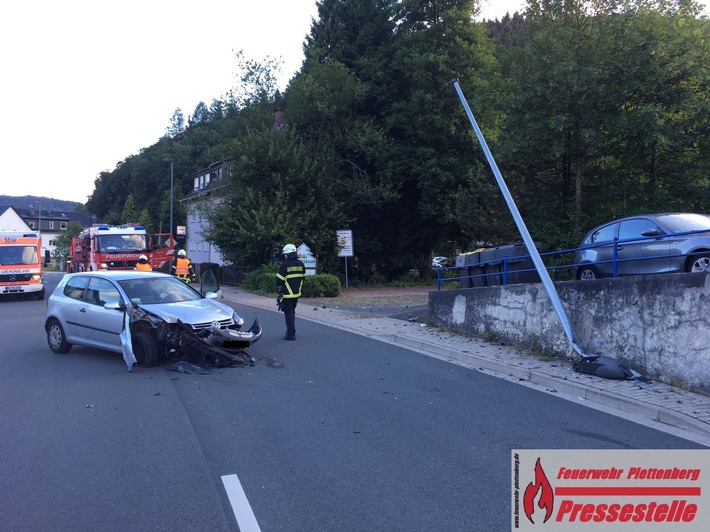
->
641;229;663;237
105;301;126;311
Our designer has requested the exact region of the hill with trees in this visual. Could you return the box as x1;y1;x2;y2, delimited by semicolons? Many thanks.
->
83;0;710;282
0;195;83;213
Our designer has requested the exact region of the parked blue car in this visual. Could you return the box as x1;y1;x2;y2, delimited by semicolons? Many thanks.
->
574;213;710;280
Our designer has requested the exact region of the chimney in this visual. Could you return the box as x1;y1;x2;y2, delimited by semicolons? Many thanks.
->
273;110;285;131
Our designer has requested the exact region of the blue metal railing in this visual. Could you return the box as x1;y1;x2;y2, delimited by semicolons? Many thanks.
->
435;227;710;290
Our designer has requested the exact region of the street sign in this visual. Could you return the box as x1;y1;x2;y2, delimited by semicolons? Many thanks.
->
337;230;353;257
297;243;317;275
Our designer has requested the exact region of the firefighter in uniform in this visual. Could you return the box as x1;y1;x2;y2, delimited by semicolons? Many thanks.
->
276;243;306;340
134;254;152;271
172;249;196;283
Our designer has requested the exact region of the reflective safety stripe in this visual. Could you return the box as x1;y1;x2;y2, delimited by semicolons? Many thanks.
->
276;269;306;298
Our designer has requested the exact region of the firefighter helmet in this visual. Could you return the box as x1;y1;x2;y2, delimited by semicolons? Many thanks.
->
177;249;187;257
139;254;148;261
282;244;297;254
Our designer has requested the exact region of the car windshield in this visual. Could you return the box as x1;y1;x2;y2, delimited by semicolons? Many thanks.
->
119;277;203;305
0;245;37;265
98;234;147;252
656;214;710;234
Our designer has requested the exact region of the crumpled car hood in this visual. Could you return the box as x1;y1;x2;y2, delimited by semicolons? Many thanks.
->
135;298;235;325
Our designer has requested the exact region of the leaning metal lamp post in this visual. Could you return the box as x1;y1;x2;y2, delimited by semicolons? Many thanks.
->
452;79;638;381
162;157;174;236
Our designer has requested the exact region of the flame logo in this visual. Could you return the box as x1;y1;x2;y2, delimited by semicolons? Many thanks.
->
523;457;554;524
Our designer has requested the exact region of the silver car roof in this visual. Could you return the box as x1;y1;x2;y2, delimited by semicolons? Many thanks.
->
66;271;174;282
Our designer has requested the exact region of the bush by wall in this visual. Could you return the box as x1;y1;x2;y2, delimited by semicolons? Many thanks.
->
303;274;341;297
242;265;341;297
241;263;279;294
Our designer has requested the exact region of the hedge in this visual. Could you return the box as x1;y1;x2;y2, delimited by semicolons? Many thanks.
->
241;265;341;297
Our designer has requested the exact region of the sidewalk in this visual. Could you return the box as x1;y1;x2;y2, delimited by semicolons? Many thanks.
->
221;285;710;446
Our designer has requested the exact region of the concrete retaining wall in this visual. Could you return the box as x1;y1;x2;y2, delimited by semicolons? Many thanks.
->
429;273;710;395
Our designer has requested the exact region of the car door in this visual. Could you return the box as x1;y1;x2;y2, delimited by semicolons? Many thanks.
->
200;268;223;299
58;275;90;343
79;276;125;351
617;218;671;275
583;222;618;276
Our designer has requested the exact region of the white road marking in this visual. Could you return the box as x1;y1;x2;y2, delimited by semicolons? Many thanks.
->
221;474;262;532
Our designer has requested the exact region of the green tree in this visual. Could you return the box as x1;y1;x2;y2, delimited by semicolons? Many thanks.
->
505;0;615;239
121;193;137;222
381;0;502;271
165;108;185;138
52;221;83;264
294;1;403;279
188;101;211;126
206;124;348;270
499;0;709;247
597;7;710;214
137;208;154;235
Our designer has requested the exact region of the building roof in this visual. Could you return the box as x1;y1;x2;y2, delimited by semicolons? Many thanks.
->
12;207;95;227
181;159;232;203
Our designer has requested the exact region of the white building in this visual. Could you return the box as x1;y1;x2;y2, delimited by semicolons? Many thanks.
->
180;160;231;266
0;205;94;261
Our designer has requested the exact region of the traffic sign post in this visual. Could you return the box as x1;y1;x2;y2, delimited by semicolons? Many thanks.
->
337;230;353;289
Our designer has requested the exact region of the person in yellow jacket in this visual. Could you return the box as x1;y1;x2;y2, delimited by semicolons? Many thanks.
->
172;249;196;283
134;254;152;271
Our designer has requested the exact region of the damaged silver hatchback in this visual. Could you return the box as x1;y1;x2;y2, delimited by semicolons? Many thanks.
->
45;270;261;368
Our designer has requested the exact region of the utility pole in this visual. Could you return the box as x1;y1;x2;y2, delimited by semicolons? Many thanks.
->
162;158;175;237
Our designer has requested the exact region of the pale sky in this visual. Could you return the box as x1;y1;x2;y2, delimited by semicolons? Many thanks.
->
1;1;704;204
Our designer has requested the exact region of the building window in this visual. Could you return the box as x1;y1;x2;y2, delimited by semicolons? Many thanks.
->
49;221;55;229
49;240;56;246
60;222;67;230
29;222;35;228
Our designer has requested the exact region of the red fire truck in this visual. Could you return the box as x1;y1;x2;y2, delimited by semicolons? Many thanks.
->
0;231;45;299
67;224;175;272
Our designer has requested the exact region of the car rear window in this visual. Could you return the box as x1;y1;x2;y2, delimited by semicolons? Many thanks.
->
63;275;89;300
589;223;617;244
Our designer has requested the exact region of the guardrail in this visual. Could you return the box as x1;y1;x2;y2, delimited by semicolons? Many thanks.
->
436;227;710;290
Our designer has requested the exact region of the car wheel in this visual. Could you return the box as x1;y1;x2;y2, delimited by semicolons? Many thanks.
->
132;331;160;367
36;288;45;300
46;318;72;354
577;265;599;281
687;253;710;273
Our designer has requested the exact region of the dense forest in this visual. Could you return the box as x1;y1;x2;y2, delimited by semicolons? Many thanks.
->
85;0;710;282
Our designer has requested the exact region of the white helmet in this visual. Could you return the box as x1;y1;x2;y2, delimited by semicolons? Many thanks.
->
177;249;187;257
139;254;148;261
282;244;297;254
